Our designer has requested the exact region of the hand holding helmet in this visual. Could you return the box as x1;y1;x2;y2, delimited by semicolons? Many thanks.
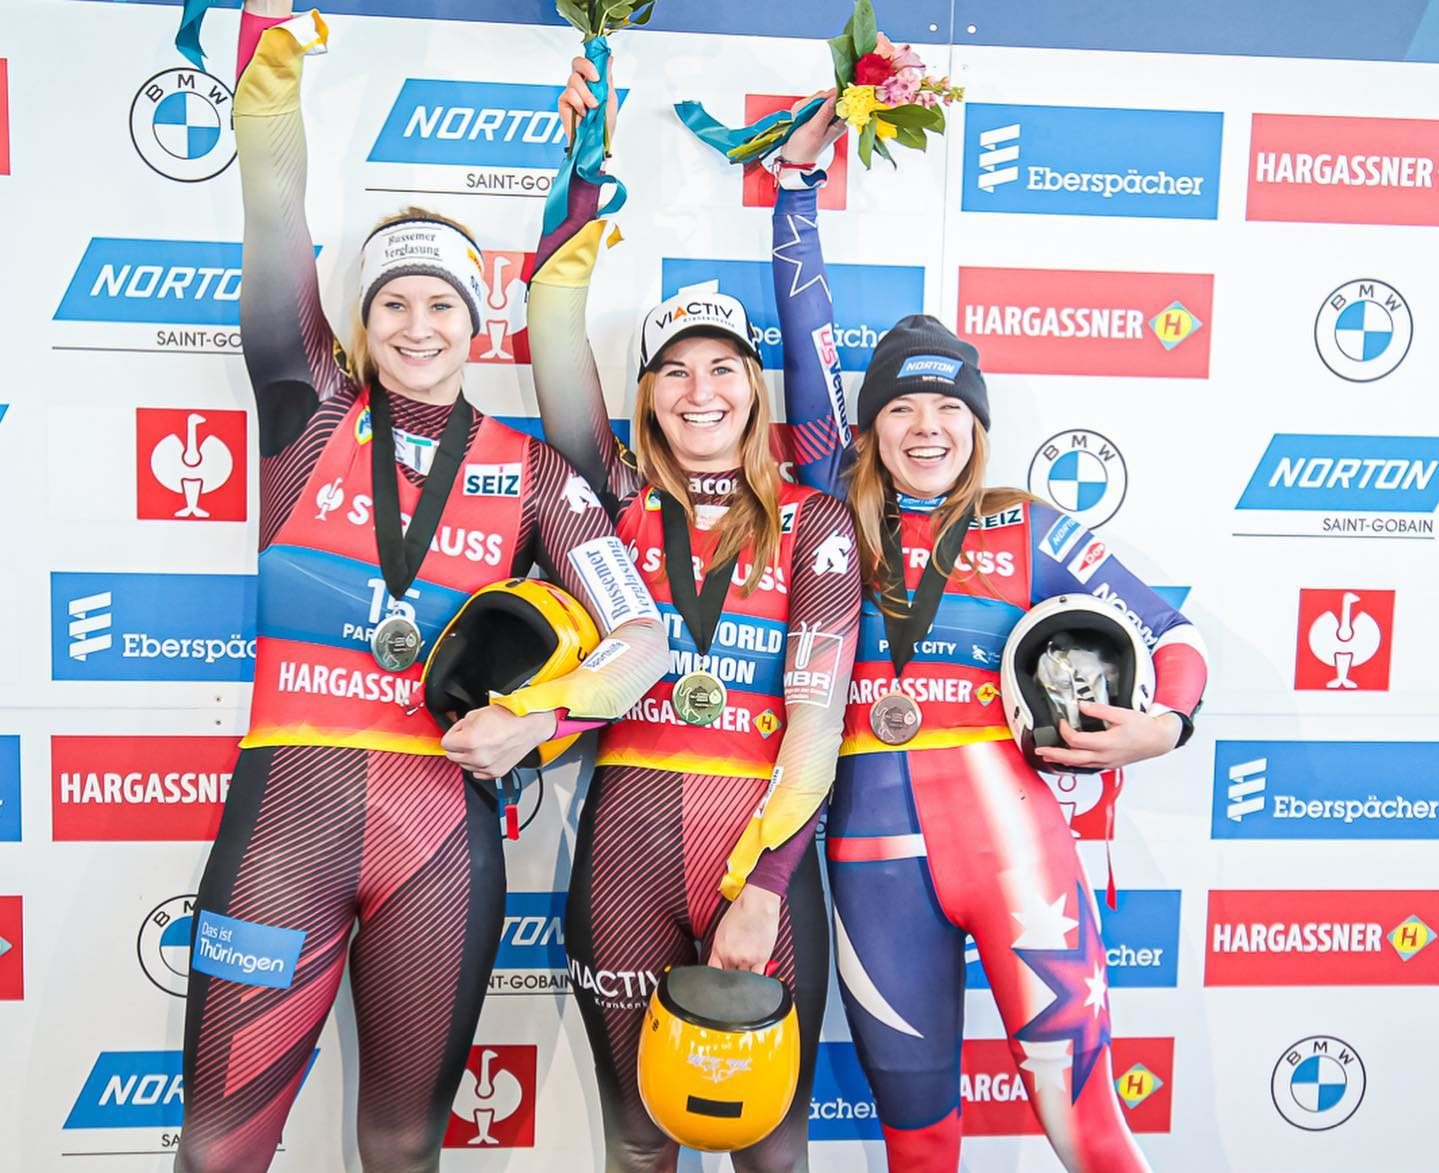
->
707;885;782;974
441;707;559;780
1035;701;1183;772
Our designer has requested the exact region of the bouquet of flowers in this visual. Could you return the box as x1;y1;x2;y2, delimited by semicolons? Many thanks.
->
828;0;964;167
555;0;660;40
674;0;962;170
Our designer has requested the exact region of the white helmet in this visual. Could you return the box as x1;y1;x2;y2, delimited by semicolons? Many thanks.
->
1000;594;1155;774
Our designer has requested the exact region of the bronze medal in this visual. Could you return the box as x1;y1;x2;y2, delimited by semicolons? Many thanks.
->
870;692;921;745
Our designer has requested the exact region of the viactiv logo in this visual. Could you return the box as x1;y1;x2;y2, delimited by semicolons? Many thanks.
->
1213;741;1439;840
51;572;256;682
367;79;626;197
962;103;1223;219
1235;434;1438;540
662;258;923;371
966;890;1180;990
64;1050;318;1132
809;1038;1173;1139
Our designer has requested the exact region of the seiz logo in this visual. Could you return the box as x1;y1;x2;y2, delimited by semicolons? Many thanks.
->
1294;588;1394;691
52;735;238;841
466;249;533;363
136;409;247;522
741;93;849;210
0;895;22;1000
962;103;1223;219
444;1046;537;1148
808;1038;1173;1139
1247;113;1439;226
1212;740;1439;840
664;257;922;371
1205;890;1439;987
959;267;1212;378
55;238;244;325
463;462;521;497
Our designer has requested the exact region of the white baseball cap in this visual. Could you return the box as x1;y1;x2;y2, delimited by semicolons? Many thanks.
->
637;285;762;375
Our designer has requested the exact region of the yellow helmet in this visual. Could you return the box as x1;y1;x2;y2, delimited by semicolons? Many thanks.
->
421;578;599;767
637;966;800;1153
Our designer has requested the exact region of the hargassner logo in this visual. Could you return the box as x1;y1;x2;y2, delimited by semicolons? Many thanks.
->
67;592;113;661
1213;741;1439;839
977;122;1020;189
1235;434;1438;540
662;257;922;371
962;103;1223;219
52;572;256;682
367;79;626;197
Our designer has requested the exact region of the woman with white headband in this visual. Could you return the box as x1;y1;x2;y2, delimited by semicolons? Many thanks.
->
172;5;666;1172
523;54;861;1171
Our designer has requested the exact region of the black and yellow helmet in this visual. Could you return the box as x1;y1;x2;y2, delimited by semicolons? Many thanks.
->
637;966;800;1152
421;578;599;767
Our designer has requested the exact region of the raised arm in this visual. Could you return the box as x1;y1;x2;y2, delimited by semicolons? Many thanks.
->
234;2;350;457
771;99;853;497
526;56;638;517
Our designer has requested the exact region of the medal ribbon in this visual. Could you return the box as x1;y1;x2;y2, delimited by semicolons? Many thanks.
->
369;386;473;600
877;506;974;677
658;491;739;656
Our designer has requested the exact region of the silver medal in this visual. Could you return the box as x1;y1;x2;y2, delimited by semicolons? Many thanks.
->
372;615;422;672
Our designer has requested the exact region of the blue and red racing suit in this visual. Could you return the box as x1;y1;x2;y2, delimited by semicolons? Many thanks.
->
772;182;1207;1172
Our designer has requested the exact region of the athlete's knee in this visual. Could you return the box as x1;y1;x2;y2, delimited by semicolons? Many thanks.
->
355;1122;441;1173
173;1140;270;1173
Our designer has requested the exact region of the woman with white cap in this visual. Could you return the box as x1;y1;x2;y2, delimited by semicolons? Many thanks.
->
523;56;861;1172
173;6;667;1171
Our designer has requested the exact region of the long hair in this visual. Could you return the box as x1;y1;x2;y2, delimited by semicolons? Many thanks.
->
633;350;781;595
845;421;1034;614
345;205;478;387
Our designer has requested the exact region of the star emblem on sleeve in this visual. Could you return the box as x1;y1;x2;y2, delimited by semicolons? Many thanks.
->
771;211;831;301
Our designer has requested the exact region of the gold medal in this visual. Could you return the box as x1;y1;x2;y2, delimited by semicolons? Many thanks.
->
372;615;422;672
870;693;921;746
673;671;727;726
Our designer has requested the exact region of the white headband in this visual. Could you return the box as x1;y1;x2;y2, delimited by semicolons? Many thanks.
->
358;218;485;335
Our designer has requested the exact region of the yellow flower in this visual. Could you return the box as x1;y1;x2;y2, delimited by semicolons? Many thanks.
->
874;117;897;140
836;84;888;130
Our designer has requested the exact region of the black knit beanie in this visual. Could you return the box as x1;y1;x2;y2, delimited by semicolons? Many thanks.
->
856;314;990;432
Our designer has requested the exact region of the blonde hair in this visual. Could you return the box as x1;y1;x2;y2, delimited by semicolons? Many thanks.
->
846;421;1033;614
345;205;478;387
633;349;782;595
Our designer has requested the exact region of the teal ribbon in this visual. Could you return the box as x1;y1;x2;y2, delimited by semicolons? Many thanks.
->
175;0;230;70
674;96;826;165
542;35;626;237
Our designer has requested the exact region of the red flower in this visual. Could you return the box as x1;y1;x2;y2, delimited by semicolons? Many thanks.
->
853;52;895;87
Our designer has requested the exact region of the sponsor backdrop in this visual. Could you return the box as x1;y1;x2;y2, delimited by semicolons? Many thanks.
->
2;0;1437;1169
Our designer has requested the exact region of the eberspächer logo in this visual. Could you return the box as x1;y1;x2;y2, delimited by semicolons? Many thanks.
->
138;895;196;997
1271;1036;1365;1131
1029;430;1128;529
1315;279;1412;382
1213;740;1439;840
1235;433;1438;540
962;103;1222;219
130;68;235;182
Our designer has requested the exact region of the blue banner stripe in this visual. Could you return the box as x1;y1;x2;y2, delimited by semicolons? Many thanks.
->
657;603;786;695
858;593;1023;670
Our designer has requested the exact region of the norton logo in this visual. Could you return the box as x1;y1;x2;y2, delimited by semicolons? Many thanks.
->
137;409;246;522
490;891;568;995
1314;279;1412;382
444;1045;537;1148
137;895;196;997
1271;1036;1365;1131
130;68;235;183
1028;430;1128;529
367;79;626;197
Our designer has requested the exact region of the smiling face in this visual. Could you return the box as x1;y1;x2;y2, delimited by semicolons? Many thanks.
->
364;275;472;403
872;392;976;498
647;334;755;472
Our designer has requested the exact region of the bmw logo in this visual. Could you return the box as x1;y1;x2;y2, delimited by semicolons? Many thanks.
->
1027;429;1128;529
1314;279;1412;382
130;68;237;183
137;894;197;997
1270;1035;1366;1131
